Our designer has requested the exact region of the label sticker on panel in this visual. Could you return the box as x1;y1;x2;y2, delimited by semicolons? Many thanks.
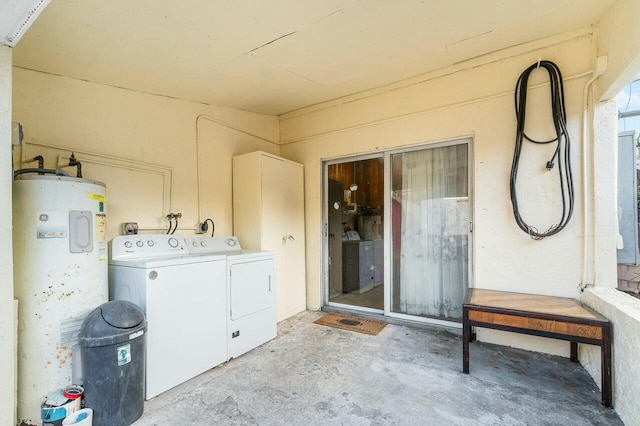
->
95;213;107;242
87;193;105;202
36;211;67;238
97;242;108;261
117;344;132;366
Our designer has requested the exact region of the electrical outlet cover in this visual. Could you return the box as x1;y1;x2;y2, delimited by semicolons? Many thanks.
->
122;222;139;235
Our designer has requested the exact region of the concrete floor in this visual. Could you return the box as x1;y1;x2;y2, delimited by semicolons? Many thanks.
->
133;311;622;426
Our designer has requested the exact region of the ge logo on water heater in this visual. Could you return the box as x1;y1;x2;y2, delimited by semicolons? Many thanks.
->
148;271;158;280
39;213;49;222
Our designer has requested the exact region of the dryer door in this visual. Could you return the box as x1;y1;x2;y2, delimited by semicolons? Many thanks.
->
230;259;274;320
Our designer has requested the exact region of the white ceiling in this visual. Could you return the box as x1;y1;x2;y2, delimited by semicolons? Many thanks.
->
12;0;615;115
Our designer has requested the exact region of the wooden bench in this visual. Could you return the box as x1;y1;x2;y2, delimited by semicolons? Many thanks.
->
462;288;612;408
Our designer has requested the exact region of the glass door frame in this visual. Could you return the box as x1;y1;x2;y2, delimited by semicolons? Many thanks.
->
321;136;474;327
384;137;474;329
323;152;385;315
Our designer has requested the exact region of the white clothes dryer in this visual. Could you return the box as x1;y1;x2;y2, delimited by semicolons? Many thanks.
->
108;235;227;399
186;236;276;359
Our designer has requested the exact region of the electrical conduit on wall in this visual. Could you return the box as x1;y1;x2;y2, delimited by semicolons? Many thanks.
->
580;56;608;291
279;70;594;146
19;140;174;233
194;114;278;224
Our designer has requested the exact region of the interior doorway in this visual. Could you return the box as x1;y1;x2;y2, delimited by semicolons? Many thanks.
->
326;157;385;310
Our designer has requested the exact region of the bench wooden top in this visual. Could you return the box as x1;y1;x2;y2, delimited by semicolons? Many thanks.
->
465;288;600;320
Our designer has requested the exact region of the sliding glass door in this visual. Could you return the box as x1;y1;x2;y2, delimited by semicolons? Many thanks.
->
390;141;470;321
324;138;471;324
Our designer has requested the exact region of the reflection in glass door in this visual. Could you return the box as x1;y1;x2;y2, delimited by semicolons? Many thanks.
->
390;142;469;321
326;158;384;311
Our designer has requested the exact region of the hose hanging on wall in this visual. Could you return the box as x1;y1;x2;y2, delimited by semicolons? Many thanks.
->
510;60;574;240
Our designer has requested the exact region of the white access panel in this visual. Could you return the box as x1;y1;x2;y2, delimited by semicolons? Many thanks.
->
227;257;276;359
109;257;226;399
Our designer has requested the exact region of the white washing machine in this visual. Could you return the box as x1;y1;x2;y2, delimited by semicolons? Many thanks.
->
186;236;276;359
108;234;227;399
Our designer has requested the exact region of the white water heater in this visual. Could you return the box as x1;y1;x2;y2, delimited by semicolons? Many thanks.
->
13;174;108;425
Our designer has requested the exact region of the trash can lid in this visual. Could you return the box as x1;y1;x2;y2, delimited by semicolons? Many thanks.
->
101;300;145;329
79;300;147;347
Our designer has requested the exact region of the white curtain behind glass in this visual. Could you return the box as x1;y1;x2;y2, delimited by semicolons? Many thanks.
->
399;144;468;318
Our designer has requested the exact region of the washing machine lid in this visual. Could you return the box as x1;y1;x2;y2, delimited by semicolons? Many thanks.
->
109;253;226;268
110;234;189;261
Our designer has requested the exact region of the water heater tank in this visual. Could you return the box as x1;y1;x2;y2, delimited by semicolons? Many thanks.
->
13;174;108;425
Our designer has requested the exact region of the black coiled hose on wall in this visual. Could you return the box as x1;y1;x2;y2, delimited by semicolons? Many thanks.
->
510;60;574;239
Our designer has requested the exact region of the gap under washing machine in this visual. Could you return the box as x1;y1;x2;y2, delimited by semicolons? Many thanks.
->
185;236;276;359
108;235;227;399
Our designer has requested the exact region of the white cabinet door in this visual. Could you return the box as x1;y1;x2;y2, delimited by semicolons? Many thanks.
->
233;151;306;322
262;155;306;321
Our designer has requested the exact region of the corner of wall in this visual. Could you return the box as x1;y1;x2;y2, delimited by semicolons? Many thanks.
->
581;287;640;425
0;43;16;426
595;0;640;100
592;99;619;288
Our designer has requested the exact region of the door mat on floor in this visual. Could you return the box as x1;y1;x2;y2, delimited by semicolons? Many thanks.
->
313;313;387;335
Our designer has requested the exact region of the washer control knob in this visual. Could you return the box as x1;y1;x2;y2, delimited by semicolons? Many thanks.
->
201;241;207;247
227;239;236;246
136;240;144;247
168;237;179;248
124;241;132;248
192;241;198;247
147;240;154;247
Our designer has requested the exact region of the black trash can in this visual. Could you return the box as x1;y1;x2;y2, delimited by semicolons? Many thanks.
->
79;300;147;426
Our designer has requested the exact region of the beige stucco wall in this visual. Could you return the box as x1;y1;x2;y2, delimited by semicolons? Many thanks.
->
596;0;640;101
0;44;16;426
12;68;280;240
280;32;602;356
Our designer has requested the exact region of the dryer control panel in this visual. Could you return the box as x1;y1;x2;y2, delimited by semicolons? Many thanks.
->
110;234;187;259
185;236;243;255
